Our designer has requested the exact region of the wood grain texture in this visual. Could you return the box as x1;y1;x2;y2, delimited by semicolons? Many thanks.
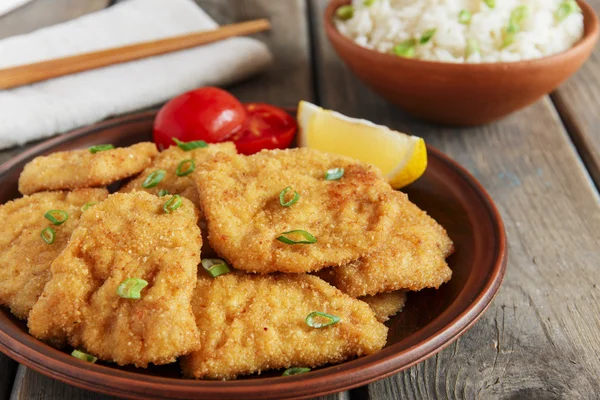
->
551;0;600;188
0;353;17;400
195;0;314;105
310;1;600;399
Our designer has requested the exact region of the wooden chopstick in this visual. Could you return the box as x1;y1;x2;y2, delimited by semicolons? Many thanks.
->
0;18;271;90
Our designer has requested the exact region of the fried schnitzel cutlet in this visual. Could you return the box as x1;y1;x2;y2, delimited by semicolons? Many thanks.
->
193;148;400;274
19;142;158;195
181;273;387;380
359;291;407;323
28;192;201;367
119;142;237;207
0;189;108;320
322;191;453;297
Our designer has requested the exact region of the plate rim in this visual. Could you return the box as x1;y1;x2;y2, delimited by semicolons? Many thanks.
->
0;111;507;400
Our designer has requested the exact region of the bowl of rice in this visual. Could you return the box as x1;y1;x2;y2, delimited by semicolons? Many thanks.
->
325;0;599;125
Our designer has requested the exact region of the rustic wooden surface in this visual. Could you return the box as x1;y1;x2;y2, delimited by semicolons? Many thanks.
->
1;1;599;399
551;0;600;188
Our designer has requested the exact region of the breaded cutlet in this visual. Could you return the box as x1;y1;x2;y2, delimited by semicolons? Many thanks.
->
28;192;201;367
193;148;399;274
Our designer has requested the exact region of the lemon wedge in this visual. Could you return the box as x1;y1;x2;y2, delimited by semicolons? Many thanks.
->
297;101;427;189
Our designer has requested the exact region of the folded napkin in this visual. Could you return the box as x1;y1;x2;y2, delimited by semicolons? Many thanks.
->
0;0;33;17
0;0;272;150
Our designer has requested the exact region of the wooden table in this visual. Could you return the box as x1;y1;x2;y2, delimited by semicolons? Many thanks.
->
1;1;599;399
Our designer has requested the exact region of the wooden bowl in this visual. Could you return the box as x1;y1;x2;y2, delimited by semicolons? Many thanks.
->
324;0;599;126
0;112;507;399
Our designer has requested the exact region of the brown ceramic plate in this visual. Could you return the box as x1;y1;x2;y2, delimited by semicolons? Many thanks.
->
0;111;507;400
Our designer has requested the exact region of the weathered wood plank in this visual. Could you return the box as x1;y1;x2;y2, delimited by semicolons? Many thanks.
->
195;0;314;106
551;0;600;188
310;1;600;399
1;353;17;400
10;366;117;400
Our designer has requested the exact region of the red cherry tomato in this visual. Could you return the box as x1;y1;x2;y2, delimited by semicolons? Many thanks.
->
153;87;246;150
230;103;297;155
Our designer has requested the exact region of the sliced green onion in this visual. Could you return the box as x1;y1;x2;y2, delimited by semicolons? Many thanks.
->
40;227;56;244
458;10;472;24
88;144;114;154
71;350;97;363
363;0;375;6
336;5;354;20
483;0;495;9
201;258;231;278
279;186;300;207
392;39;416;58
81;202;97;212
176;159;196;177
305;311;340;328
556;0;580;23
142;169;166;188
466;38;480;57
116;278;148;299
173;138;208;151
158;189;170;197
44;210;68;225
419;28;437;45
282;367;311;376
324;167;344;181
276;230;317;245
163;194;182;213
502;5;529;48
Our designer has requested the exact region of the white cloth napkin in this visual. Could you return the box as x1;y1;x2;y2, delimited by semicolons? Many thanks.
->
0;0;33;17
0;0;273;150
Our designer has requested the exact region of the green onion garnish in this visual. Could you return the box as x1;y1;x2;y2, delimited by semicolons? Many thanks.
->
305;311;340;328
458;10;472;24
276;230;317;245
419;28;437;45
116;278;148;299
173;138;208;151
40;227;56;244
176;159;196;177
324;167;344;181
336;5;354;20
158;189;170;197
71;350;97;363
88;144;114;154
201;258;231;278
282;367;311;376
483;0;495;9
363;0;375;6
556;0;580;23
163;194;182;213
44;210;68;225
466;38;480;57
392;39;416;58
279;186;300;207
142;170;166;188
503;5;529;48
81;202;97;212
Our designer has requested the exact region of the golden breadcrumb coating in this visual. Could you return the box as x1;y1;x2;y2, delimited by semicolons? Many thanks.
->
359;291;407;323
28;192;201;367
0;189;108;320
18;142;158;195
322;191;454;297
119;142;237;207
181;273;387;380
193;148;399;273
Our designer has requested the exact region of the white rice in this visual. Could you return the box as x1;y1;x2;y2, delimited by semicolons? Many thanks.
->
335;0;584;63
